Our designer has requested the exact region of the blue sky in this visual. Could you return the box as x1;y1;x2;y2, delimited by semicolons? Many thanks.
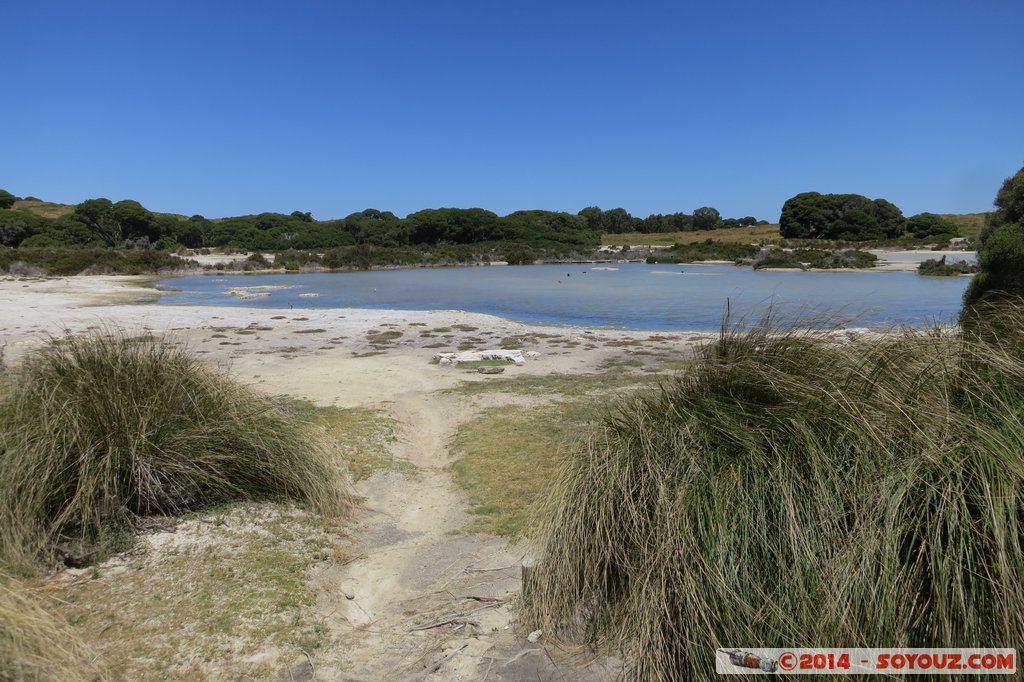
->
3;1;1022;221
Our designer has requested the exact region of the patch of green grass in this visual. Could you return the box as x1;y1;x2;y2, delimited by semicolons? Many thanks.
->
598;357;645;372
449;372;657;538
456;359;515;370
47;504;346;680
432;327;452;333
294;328;327;334
284;399;408;481
446;371;657;399
366;330;403;344
452;401;603;538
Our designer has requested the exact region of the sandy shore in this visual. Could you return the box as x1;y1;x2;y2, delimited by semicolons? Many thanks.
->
0;274;712;375
1;274;710;679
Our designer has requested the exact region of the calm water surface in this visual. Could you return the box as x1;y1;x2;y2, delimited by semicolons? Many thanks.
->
158;263;972;331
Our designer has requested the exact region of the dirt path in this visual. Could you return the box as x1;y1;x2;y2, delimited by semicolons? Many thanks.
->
308;385;525;680
297;370;621;680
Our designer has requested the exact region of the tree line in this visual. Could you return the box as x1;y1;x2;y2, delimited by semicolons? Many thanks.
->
0;192;765;252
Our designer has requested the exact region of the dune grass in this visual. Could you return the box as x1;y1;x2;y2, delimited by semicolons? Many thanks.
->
1;572;105;681
0;332;352;574
522;311;1024;679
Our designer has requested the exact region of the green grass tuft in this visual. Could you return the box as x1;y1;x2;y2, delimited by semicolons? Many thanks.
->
1;572;105;681
0;332;352;573
523;312;1024;679
455;359;514;369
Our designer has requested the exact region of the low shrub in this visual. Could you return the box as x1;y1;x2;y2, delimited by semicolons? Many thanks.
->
751;247;804;269
0;333;352;573
647;241;759;264
752;247;877;270
918;255;977;276
0;248;197;276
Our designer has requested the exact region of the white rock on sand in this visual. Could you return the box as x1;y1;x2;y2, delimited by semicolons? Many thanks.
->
433;349;529;365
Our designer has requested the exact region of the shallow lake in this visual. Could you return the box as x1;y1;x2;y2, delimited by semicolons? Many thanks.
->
158;261;973;331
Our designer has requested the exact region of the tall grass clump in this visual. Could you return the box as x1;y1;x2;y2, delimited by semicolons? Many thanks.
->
0;332;352;572
523;310;1024;680
0;572;105;681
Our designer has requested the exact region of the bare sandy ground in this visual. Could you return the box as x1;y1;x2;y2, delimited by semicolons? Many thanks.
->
1;275;710;680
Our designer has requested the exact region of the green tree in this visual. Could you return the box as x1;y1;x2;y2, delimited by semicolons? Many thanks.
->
980;166;1024;240
70;198;158;247
780;192;905;240
0;189;16;210
72;199;120;246
578;206;604;232
111;200;158;243
599;208;637;234
0;211;41;246
906;213;960;239
692;206;722;230
964;165;1024;308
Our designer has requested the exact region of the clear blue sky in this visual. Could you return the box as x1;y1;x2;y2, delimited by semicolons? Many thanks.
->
3;1;1022;221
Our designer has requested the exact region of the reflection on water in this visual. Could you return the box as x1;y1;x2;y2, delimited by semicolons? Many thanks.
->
158;262;972;331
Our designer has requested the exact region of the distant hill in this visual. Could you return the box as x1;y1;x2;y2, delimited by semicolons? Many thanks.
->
936;213;989;241
13;198;187;222
12;198;75;219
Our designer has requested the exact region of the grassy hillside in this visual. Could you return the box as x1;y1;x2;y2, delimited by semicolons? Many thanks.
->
602;223;781;246
602;213;990;247
13;198;188;223
937;212;989;241
12;199;74;219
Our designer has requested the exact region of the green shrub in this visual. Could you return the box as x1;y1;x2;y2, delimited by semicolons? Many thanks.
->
796;248;876;269
964;166;1024;312
501;242;537;265
752;248;877;270
906;212;961;239
751;247;804;269
918;255;977;276
0;248;197;276
523;314;1024;679
0;333;352;573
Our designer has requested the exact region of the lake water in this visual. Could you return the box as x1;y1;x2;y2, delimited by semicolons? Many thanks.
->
158;261;973;331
